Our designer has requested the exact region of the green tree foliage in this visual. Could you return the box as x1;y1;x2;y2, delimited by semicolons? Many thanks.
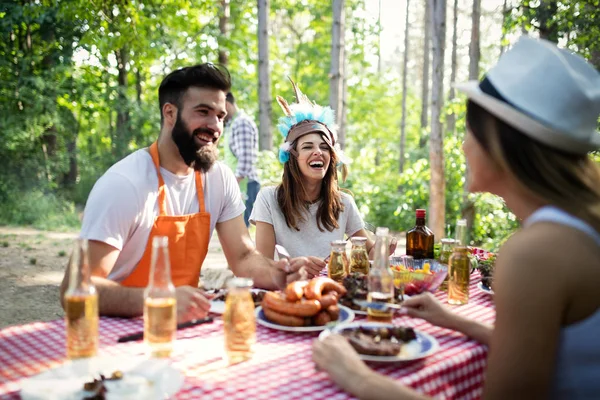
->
0;0;591;249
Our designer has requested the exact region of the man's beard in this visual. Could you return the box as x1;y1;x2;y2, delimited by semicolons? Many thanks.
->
171;114;219;173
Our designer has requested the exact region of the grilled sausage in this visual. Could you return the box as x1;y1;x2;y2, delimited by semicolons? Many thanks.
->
262;305;305;327
325;304;340;321
304;277;347;300
262;291;321;317
285;280;309;302
313;310;332;326
318;292;339;309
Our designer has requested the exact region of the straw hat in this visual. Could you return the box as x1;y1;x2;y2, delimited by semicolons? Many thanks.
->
456;36;600;154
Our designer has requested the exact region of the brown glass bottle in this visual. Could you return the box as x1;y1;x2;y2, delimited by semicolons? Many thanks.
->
406;209;434;259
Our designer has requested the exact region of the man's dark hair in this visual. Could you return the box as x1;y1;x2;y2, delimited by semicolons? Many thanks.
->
226;92;235;104
158;63;231;122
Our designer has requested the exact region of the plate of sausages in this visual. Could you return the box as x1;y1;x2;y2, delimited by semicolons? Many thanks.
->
256;277;355;332
319;322;439;362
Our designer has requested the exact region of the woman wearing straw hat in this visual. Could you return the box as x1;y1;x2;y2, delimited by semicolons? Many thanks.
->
313;36;600;399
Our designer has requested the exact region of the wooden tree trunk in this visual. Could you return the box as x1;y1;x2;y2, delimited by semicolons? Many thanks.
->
469;0;481;81
218;0;230;65
115;47;130;159
462;0;481;242
446;0;459;135
135;68;142;106
330;0;345;148
257;0;272;150
419;0;431;148
429;0;447;240
399;0;410;173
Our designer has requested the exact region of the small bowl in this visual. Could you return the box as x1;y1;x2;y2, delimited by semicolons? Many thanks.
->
391;259;448;296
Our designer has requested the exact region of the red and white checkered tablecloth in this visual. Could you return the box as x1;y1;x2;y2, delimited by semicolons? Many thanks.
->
0;273;495;400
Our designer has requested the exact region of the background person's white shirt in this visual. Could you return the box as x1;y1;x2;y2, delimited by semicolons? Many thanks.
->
249;186;365;259
80;148;245;282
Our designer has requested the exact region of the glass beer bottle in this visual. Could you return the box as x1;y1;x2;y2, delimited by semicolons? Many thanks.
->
448;220;470;305
223;277;256;364
144;236;176;358
64;239;99;359
328;240;349;282
349;236;370;275
406;209;435;259
438;238;457;291
367;227;394;323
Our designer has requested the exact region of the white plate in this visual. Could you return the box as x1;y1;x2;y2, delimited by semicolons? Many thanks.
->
209;289;265;314
20;355;184;400
256;305;355;332
319;322;439;362
477;282;494;295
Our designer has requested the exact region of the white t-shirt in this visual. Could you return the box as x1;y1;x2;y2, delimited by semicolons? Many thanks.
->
249;186;365;258
80;148;245;282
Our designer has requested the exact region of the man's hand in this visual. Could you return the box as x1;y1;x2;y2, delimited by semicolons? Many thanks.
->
175;286;212;323
271;258;313;289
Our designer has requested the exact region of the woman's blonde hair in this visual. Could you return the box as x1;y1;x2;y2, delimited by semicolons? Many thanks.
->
466;100;600;233
277;134;344;231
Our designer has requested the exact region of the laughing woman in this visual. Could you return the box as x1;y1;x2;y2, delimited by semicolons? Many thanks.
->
313;36;600;399
249;80;392;278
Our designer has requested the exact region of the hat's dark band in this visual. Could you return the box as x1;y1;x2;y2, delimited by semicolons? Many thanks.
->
479;76;512;105
479;76;542;129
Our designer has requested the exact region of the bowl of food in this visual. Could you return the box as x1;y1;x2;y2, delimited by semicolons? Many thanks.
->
391;259;448;296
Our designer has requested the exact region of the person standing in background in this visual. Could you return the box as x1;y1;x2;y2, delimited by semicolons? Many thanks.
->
225;92;260;227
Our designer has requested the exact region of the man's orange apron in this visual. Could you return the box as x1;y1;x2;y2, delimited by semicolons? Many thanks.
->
121;142;210;288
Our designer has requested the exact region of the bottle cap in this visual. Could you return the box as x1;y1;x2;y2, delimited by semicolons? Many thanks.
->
416;209;426;218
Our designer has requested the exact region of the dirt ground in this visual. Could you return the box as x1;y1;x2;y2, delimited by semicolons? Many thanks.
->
0;227;231;330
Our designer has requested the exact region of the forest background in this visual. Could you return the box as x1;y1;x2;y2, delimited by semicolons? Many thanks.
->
1;0;599;251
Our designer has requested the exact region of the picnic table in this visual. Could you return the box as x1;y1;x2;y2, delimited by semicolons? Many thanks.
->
0;272;494;399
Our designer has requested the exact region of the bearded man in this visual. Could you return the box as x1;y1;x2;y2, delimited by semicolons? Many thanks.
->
60;64;316;322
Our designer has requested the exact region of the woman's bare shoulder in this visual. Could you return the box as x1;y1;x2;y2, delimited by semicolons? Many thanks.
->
501;222;598;264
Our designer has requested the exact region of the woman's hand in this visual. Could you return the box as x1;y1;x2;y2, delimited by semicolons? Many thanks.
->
402;292;457;329
312;334;372;394
288;256;325;278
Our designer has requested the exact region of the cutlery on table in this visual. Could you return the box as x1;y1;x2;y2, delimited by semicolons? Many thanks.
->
352;299;405;312
117;316;214;343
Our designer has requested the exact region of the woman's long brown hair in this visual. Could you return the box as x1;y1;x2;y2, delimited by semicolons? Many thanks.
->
276;134;344;231
466;100;600;234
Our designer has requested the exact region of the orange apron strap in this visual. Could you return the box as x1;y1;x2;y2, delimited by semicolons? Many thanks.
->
194;171;206;213
149;142;168;216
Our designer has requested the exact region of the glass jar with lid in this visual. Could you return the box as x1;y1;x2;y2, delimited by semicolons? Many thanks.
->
350;237;370;275
328;240;349;282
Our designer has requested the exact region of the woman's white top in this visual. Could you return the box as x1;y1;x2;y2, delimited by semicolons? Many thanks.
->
249;186;364;258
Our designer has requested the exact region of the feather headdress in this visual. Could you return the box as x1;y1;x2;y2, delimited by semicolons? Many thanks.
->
276;77;345;165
